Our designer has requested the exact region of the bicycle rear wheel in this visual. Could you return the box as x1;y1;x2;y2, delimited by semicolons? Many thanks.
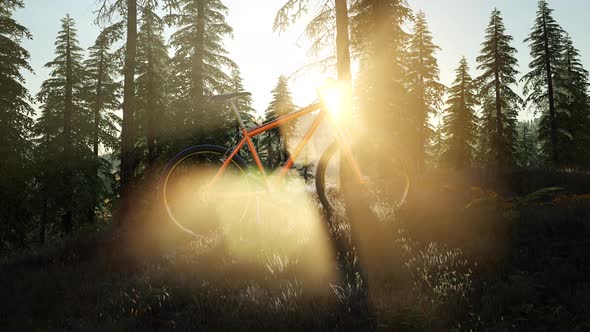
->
315;142;410;219
160;145;251;237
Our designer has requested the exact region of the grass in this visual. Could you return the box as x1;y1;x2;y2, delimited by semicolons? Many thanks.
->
2;181;590;331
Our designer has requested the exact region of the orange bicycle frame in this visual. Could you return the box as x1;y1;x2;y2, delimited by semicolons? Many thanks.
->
209;102;366;189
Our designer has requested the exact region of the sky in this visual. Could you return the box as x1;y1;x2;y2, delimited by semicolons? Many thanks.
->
13;0;590;120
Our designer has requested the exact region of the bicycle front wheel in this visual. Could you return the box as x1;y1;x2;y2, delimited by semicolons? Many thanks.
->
160;144;251;237
315;142;410;219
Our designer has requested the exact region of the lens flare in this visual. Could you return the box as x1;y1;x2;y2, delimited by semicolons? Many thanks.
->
318;80;349;119
146;166;338;288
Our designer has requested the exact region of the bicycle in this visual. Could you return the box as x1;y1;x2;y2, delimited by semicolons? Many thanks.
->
160;81;410;236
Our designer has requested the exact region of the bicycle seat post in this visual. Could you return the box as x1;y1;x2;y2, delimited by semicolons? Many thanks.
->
229;100;247;130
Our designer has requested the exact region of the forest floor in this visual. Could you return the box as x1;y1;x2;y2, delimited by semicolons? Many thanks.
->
2;184;590;331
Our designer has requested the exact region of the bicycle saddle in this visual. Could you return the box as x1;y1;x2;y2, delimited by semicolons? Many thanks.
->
209;92;251;103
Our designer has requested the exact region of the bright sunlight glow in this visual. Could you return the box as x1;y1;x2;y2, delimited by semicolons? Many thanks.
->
318;80;349;119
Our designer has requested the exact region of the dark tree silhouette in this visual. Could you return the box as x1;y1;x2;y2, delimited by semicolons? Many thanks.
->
476;8;521;171
351;0;412;160
262;76;296;168
167;0;238;146
36;15;89;235
407;11;445;170
555;33;590;166
522;0;564;165
0;0;34;248
84;27;121;223
136;2;169;166
442;58;478;170
119;0;138;222
515;120;541;168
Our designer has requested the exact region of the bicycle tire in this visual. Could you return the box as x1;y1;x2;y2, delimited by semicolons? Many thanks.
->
160;144;249;236
315;141;410;216
315;142;340;215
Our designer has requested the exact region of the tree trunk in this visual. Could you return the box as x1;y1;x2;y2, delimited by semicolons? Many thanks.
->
39;197;48;244
146;14;157;164
493;19;503;175
120;0;138;223
335;0;371;318
335;0;351;82
62;19;74;235
462;77;468;169
40;133;50;244
89;47;104;225
542;10;558;165
417;29;426;171
370;0;391;130
192;0;205;112
94;50;103;157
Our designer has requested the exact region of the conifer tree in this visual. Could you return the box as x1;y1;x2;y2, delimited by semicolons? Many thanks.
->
522;0;565;165
34;128;56;244
229;69;254;127
441;58;478;170
136;3;169;165
120;0;138;222
96;0;142;223
85;30;121;158
476;9;521;170
262;75;296;168
407;11;445;170
475;100;494;168
96;0;141;221
515;121;541;168
83;27;121;223
36;15;90;235
0;0;34;248
227;69;257;161
555;33;590;166
427;122;445;168
350;0;413;164
167;0;237;145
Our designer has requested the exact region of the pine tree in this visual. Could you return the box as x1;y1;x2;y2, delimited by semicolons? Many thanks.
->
476;8;522;171
95;0;140;223
407;11;445;170
522;0;565;165
515;120;541;168
0;0;35;249
441;58;479;170
167;0;237;145
350;0;413;161
136;3;169;166
85;30;121;158
83;27;122;223
262;76;296;168
34;100;68;242
120;0;138;223
427;122;445;168
227;69;257;162
229;69;254;126
36;15;90;235
555;33;590;166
